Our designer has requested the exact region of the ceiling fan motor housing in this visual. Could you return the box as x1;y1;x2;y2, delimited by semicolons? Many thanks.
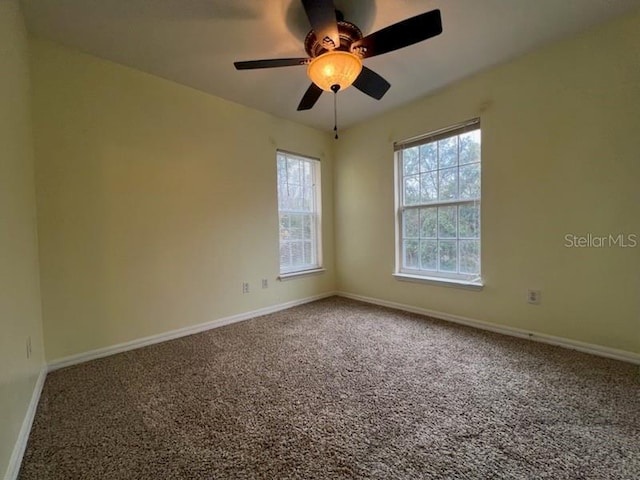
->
304;20;363;58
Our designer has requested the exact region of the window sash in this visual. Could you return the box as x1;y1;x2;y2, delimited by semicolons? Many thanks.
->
399;202;481;278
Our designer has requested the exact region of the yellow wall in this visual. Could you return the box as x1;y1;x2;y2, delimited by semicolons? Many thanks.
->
26;8;640;366
0;0;45;476
30;39;335;362
335;11;640;354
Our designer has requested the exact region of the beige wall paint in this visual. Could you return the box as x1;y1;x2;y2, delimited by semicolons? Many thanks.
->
335;11;640;354
30;39;335;362
0;0;45;477
26;9;640;366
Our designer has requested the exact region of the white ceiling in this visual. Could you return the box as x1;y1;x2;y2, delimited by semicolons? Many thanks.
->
21;0;640;131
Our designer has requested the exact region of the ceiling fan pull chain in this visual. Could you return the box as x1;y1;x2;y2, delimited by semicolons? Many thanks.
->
334;92;338;140
331;84;340;140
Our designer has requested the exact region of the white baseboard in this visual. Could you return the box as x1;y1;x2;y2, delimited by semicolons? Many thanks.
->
48;291;337;371
338;291;640;365
4;366;47;480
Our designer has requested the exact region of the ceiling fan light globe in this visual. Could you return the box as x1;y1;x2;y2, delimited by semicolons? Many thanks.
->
307;51;362;92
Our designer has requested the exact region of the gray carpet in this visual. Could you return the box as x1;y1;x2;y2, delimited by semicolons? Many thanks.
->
20;297;639;479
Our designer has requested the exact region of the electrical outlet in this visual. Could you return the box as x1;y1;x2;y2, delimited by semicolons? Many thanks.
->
527;289;541;305
262;279;268;289
242;282;250;294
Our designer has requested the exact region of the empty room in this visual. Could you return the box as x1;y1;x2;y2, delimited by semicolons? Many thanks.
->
2;0;639;478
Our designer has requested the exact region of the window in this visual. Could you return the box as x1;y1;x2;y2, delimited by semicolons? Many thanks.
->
277;151;322;276
395;119;481;285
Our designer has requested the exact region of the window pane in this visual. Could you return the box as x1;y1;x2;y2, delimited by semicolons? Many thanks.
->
420;171;438;203
303;215;312;240
277;158;287;189
420;240;437;270
459;164;480;200
438;240;457;272
459;130;481;165
287;158;301;185
291;241;304;268
403;209;419;238
279;214;290;236
438;137;458;168
420;143;438;171
279;243;290;269
458;204;480;239
404;175;420;205
283;185;302;211
438;167;458;201
303;161;313;188
403;239;419;269
403;147;419;175
420;208;437;238
302;186;313;211
438;206;457;238
289;214;303;240
460;240;480;274
303;241;314;265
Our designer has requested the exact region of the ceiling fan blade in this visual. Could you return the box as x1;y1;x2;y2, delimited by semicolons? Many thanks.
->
297;83;323;111
353;66;391;100
301;0;340;50
352;9;442;59
234;58;309;70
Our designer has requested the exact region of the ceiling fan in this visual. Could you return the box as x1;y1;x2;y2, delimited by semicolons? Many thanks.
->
234;0;443;115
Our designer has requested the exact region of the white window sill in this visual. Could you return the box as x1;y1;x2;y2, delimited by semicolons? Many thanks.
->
278;268;326;281
393;273;484;291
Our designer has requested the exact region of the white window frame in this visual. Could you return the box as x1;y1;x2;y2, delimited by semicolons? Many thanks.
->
394;119;483;289
277;150;323;279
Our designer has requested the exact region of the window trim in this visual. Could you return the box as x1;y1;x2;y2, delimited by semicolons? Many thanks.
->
394;119;483;288
278;268;326;281
276;150;323;277
392;273;483;290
